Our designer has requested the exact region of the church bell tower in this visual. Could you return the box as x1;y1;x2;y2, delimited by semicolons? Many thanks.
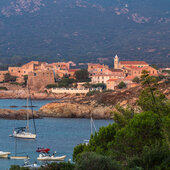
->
114;55;119;69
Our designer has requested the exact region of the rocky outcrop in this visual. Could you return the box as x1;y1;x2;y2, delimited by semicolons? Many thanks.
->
0;109;40;120
38;81;170;119
38;102;113;119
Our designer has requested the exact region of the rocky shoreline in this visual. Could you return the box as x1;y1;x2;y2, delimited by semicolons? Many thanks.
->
0;109;40;120
0;81;169;120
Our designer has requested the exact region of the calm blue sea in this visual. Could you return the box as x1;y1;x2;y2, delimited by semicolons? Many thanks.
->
0;99;113;169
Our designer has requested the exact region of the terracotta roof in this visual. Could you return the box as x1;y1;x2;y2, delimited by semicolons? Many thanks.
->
68;69;80;72
107;79;118;82
120;61;148;65
124;76;136;80
109;68;124;72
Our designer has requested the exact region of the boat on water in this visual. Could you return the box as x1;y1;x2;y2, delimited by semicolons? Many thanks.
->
36;147;50;153
10;155;30;160
0;151;11;158
22;160;40;169
83;116;97;145
37;153;66;161
10;83;37;139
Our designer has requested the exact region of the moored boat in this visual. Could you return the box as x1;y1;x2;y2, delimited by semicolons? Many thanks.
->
0;151;11;158
10;156;30;160
37;153;66;161
36;147;50;153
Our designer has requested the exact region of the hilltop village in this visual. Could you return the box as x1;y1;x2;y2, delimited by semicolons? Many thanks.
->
0;55;169;119
0;55;169;96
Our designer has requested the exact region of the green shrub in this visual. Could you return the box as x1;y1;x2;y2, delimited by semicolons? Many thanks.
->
10;82;23;86
91;83;106;89
117;81;126;89
39;162;75;170
86;90;100;96
127;144;170;170
0;86;8;90
75;152;122;170
10;165;29;170
46;84;58;89
4;73;17;82
132;77;140;83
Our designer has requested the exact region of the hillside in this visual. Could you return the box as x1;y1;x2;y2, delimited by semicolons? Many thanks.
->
0;0;170;67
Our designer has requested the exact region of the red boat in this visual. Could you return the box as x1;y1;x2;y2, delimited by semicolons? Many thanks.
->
36;148;50;153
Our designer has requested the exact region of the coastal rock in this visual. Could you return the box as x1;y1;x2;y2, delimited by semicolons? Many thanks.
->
38;102;113;119
0;109;40;120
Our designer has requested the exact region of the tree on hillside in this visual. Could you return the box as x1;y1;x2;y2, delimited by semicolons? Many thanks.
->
73;70;170;169
75;69;90;82
117;81;126;89
132;76;140;83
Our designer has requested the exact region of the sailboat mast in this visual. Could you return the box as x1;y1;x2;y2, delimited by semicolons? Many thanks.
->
26;82;29;132
91;117;93;135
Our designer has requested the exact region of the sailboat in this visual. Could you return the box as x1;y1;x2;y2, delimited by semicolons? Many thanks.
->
10;138;30;160
11;83;36;139
83;116;97;145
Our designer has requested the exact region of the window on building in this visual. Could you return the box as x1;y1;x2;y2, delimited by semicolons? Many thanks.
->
34;73;36;76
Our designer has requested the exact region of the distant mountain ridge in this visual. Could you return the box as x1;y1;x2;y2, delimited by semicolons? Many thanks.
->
0;0;169;67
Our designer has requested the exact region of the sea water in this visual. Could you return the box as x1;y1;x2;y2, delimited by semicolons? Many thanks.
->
0;99;113;169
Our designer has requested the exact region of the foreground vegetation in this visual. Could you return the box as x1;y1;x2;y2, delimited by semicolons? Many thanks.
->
10;71;170;169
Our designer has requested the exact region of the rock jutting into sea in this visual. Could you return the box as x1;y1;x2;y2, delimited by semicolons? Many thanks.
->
0;109;40;120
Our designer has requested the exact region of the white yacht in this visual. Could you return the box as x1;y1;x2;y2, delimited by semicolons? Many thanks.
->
0;151;11;158
11;83;36;139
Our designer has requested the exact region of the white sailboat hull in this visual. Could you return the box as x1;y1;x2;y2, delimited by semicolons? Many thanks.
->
0;151;11;158
13;131;36;139
10;156;30;160
37;155;66;161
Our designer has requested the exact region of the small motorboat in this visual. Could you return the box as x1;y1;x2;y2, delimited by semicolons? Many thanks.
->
36;147;50;153
0;151;11;158
22;160;41;169
37;153;66;161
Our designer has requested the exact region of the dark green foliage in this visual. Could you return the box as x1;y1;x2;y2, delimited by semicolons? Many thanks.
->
46;84;58;89
127;144;170;170
162;70;170;74
113;105;135;129
39;162;75;170
138;70;170;116
117;81;126;89
73;71;170;169
4;73;17;82
86;90;100;96
73;123;117;161
0;86;8;90
91;83;106;89
75;69;90;82
58;78;76;88
150;64;158;70
75;152;122;170
73;143;87;162
10;165;29;170
111;111;164;160
132;77;140;83
10;82;23;86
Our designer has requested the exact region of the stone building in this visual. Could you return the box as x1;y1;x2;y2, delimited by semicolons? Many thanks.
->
88;63;109;76
114;55;149;69
125;66;158;77
28;70;55;90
